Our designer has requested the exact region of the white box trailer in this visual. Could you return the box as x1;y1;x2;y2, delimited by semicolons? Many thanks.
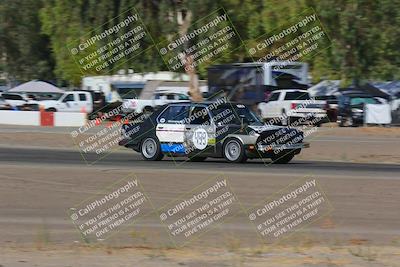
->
82;72;194;103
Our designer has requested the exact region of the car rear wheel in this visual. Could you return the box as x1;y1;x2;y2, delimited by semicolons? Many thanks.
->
223;138;247;163
140;137;163;161
272;152;295;164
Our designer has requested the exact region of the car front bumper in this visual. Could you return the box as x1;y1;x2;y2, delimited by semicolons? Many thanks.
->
256;142;310;152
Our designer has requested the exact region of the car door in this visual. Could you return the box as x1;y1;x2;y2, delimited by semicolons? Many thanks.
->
60;93;79;112
265;92;280;117
77;93;92;113
156;104;189;153
183;104;216;156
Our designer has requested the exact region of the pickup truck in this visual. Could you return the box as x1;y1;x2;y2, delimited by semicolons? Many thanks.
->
257;89;327;126
40;91;93;113
122;92;190;114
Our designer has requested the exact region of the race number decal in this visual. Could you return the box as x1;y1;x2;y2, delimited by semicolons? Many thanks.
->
192;128;208;150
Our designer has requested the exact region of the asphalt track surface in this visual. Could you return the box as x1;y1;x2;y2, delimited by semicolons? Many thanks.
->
1;146;399;248
1;146;399;174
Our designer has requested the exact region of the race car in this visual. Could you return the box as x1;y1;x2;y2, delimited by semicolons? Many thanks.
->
119;100;309;163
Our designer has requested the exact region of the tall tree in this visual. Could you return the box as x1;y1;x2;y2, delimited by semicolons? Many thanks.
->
0;0;55;84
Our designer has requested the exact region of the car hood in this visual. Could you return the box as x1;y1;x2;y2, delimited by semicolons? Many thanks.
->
247;124;284;133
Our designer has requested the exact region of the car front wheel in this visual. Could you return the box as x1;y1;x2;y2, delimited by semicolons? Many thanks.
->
223;138;247;163
140;136;164;161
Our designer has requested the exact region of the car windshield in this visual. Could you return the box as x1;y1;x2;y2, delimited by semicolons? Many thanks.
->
36;93;63;100
350;97;377;105
284;91;310;100
234;104;263;125
211;104;263;125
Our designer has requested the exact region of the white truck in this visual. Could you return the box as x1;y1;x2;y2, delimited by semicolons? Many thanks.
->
122;91;190;114
257;89;327;126
39;91;93;113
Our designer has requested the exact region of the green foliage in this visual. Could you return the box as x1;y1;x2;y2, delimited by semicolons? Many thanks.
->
1;0;400;85
0;0;55;82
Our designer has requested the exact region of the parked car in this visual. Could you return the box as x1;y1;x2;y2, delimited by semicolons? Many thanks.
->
122;91;190;114
1;93;39;110
337;91;379;127
119;101;309;163
314;95;339;122
2;93;31;108
257;89;327;126
39;91;93;113
0;95;12;110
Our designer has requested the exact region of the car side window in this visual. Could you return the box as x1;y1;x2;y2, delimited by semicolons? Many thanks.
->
63;94;75;102
158;105;189;124
79;93;87;101
189;106;211;125
178;94;189;100
4;94;23;100
268;92;280;101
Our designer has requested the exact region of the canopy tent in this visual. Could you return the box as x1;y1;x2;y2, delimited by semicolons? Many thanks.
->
368;81;400;97
307;80;340;97
9;80;64;93
360;83;391;99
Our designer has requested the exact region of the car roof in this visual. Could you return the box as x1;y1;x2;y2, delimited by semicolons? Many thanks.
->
272;89;308;93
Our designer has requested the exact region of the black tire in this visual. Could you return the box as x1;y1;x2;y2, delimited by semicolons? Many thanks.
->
189;156;207;162
46;108;57;112
140;136;164;161
223;138;247;163
272;152;295;164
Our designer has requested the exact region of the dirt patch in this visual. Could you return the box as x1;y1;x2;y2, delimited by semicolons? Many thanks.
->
1;244;399;267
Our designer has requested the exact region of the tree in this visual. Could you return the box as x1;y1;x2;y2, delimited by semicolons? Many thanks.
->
0;0;55;84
